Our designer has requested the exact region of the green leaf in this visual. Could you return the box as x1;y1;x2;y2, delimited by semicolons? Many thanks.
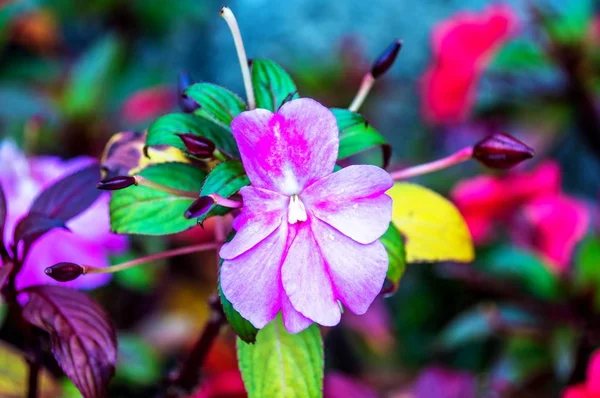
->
110;162;206;235
115;334;161;385
331;109;391;168
436;305;536;350
237;315;323;398
546;0;593;43
490;40;549;71
251;59;298;111
492;336;551;386
550;327;579;382
197;160;249;224
574;235;600;310
61;34;121;117
479;246;562;300
380;222;406;294
219;281;258;344
185;83;247;126
146;113;239;157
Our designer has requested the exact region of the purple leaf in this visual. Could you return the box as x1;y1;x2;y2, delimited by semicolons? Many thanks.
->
13;213;69;251
0;185;6;257
30;164;102;222
21;285;117;398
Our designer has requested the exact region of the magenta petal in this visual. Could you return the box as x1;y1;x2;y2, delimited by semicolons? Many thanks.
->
523;193;589;272
311;218;388;315
231;98;339;194
220;186;287;260
281;221;341;326
281;293;313;334
302;165;393;244
220;223;288;329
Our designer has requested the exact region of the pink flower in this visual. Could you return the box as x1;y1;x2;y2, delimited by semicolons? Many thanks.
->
219;98;393;333
324;372;378;398
563;349;600;398
410;367;476;398
421;4;518;124
121;85;175;124
0;141;126;290
451;161;589;272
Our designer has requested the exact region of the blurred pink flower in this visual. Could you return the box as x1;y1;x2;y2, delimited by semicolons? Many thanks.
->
220;98;393;333
451;161;589;272
344;297;395;354
0;140;126;290
563;349;600;398
121;85;175;124
421;4;518;124
324;372;378;398
411;367;476;398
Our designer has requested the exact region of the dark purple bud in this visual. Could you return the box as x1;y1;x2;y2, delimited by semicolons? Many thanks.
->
178;133;216;157
184;196;215;219
45;262;84;282
97;176;136;190
178;71;200;113
473;133;535;169
371;39;403;79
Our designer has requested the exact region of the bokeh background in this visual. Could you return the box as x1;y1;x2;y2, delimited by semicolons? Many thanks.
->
2;0;600;397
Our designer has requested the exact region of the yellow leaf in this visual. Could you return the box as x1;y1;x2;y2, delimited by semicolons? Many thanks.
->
100;130;189;178
0;342;60;398
387;183;474;263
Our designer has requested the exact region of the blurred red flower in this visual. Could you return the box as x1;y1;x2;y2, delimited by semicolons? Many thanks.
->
421;4;518;124
451;161;589;272
121;86;176;124
563;349;600;398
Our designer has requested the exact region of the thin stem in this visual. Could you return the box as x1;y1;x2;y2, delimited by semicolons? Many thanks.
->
389;147;474;181
84;243;219;275
166;294;226;397
210;193;242;209
220;7;256;110
348;73;375;112
27;362;39;398
134;176;198;199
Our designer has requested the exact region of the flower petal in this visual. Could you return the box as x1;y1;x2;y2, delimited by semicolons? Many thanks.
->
312;218;388;315
587;349;600;393
220;186;287;260
281;294;313;334
231;98;339;194
302;165;393;244
220;223;288;329
281;221;341;326
523;193;589;273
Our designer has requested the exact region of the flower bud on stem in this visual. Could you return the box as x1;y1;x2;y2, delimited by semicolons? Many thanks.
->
220;7;256;110
348;39;403;112
178;133;217;158
389;147;474;180
45;243;220;281
473;133;535;169
97;176;136;190
178;72;200;113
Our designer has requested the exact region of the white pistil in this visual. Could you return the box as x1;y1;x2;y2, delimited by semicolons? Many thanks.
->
288;195;307;224
220;7;256;110
348;73;375;112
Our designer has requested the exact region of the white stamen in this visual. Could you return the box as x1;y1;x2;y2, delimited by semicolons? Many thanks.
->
288;195;307;224
220;7;256;110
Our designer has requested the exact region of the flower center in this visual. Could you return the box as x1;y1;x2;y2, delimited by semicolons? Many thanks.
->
288;195;307;224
